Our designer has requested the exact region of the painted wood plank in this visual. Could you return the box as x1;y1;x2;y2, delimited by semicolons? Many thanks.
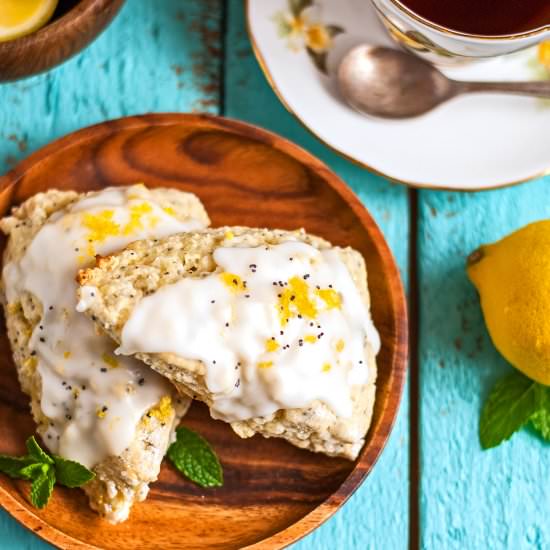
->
0;0;222;175
419;177;550;549
0;1;222;547
224;3;410;549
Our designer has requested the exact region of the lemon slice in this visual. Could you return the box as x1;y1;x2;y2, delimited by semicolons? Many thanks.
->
0;0;59;42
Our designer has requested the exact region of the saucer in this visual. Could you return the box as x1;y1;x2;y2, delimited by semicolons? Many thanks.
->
247;0;550;190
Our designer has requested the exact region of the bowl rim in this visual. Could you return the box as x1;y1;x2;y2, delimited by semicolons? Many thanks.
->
0;0;121;53
0;113;408;549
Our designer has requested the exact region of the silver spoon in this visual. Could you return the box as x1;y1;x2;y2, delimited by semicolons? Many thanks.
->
337;45;550;119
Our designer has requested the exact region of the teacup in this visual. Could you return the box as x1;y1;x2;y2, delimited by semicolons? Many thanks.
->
370;0;550;64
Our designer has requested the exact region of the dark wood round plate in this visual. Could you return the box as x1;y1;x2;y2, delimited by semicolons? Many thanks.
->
0;114;407;549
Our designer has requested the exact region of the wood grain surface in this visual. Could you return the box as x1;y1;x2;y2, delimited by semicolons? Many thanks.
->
0;113;407;549
0;0;125;82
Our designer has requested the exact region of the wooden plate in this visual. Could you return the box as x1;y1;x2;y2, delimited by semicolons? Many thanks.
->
0;114;407;549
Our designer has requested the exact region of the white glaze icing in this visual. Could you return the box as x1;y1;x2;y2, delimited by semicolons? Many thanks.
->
116;241;380;422
3;185;205;468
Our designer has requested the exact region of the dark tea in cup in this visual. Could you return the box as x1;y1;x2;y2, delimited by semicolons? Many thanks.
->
399;0;550;35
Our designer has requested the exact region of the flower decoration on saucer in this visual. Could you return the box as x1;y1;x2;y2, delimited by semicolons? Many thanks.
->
272;1;344;73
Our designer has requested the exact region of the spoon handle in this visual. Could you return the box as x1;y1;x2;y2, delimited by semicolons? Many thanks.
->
456;80;550;99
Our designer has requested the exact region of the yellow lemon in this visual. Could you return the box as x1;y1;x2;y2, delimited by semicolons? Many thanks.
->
467;220;550;385
0;0;58;42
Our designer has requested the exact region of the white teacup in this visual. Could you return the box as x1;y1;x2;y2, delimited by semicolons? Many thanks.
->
370;0;550;64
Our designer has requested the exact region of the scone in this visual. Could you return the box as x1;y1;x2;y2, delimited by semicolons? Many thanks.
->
0;184;210;523
78;227;380;461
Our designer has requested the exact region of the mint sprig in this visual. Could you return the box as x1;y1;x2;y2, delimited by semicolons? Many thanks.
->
480;371;550;449
0;436;95;508
167;427;223;488
53;455;96;488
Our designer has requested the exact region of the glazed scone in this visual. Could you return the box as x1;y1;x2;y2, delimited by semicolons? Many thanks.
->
78;227;380;461
0;185;210;523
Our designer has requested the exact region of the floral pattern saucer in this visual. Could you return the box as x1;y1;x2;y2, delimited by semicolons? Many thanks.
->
247;0;550;190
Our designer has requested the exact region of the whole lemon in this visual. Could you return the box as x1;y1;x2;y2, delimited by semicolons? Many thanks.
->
467;220;550;386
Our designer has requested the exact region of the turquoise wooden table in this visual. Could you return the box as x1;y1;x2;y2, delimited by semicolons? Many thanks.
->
0;1;548;549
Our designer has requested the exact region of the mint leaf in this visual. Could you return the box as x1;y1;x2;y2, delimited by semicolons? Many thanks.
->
531;410;550;439
26;437;53;465
19;463;48;480
30;467;55;509
53;456;95;488
0;456;34;479
480;371;539;449
530;384;550;440
167;427;223;488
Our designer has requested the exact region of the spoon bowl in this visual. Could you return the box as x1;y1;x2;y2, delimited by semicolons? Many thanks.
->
338;45;550;119
338;45;456;118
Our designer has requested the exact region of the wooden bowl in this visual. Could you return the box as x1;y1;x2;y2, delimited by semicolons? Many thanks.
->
0;114;407;549
0;0;125;82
